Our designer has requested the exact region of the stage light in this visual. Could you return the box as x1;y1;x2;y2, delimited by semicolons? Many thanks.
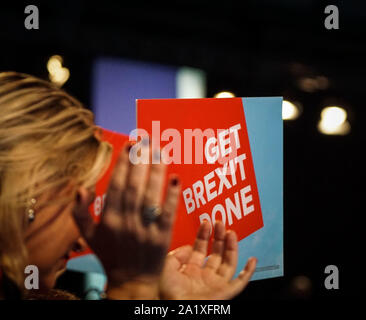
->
47;55;63;74
321;106;346;126
49;68;70;87
318;106;350;135
214;91;235;98
292;275;312;292
298;77;317;93
47;55;69;87
315;76;329;90
297;75;329;92
282;100;301;120
290;275;312;298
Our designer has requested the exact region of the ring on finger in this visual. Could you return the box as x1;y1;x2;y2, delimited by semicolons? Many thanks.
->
141;205;162;225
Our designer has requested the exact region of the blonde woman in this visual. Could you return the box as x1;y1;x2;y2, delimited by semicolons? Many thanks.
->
0;72;256;300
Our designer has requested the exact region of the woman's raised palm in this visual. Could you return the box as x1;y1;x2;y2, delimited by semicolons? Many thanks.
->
160;221;257;300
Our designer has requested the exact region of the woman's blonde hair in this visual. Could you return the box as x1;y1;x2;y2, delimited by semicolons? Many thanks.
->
0;72;112;290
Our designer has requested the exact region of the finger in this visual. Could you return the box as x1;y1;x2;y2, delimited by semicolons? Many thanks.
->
217;230;238;280
142;149;166;217
165;245;193;271
226;257;257;299
105;143;130;211
123;138;150;214
204;221;226;271
186;220;211;267
158;175;180;231
72;187;97;242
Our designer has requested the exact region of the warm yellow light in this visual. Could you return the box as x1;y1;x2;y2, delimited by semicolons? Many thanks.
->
47;55;69;87
47;55;63;74
49;68;70;87
282;100;300;120
318;106;350;135
214;91;235;98
320;107;346;126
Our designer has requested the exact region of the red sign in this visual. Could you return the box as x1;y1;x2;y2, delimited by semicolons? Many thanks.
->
73;98;264;258
137;98;263;253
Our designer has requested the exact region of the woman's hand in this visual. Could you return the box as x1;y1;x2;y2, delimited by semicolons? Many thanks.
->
160;221;257;300
73;142;180;299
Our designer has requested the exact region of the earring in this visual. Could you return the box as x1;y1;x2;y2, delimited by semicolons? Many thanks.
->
27;198;37;222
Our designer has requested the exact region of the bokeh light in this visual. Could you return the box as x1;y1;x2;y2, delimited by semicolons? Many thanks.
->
318;106;350;135
282;100;301;120
47;55;70;87
214;91;235;98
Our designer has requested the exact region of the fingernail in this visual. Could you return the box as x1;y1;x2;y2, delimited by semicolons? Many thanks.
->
244;258;254;271
225;229;233;235
215;220;223;226
201;219;208;226
171;177;179;186
249;257;257;269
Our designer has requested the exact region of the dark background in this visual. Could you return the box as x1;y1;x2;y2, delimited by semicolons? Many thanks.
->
1;0;364;300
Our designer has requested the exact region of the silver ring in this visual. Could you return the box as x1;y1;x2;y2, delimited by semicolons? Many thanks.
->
142;205;161;225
